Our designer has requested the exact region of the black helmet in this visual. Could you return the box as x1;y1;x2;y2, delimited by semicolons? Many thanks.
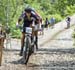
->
25;8;32;13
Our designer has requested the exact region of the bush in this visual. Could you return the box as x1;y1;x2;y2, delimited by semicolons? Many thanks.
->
11;27;21;39
72;32;75;38
72;31;75;46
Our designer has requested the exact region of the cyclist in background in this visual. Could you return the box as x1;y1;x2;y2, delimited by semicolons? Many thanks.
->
66;16;71;28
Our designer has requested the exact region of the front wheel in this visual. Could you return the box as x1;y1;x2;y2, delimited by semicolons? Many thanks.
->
23;37;31;64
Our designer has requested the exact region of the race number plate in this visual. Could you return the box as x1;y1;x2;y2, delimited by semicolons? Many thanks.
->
26;27;32;34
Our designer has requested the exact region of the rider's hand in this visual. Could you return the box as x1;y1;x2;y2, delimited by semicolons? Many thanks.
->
16;22;19;28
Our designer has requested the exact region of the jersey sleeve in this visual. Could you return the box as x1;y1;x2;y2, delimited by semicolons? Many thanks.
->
18;13;25;22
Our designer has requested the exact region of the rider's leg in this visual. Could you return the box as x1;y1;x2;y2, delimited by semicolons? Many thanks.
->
68;22;70;28
67;22;69;28
34;30;38;50
20;32;25;56
32;27;35;44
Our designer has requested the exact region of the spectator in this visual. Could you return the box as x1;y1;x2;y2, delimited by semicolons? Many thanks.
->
50;17;55;28
0;24;6;48
45;18;49;29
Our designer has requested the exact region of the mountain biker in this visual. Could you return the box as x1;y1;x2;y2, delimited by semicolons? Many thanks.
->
16;8;40;56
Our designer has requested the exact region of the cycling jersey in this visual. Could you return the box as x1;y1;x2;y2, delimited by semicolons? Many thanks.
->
18;12;39;27
18;12;39;32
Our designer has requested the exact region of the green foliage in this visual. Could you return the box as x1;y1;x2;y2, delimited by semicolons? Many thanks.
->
11;29;21;39
72;31;75;46
72;30;75;38
0;0;75;38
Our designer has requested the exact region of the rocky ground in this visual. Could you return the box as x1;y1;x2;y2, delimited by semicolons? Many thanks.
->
0;27;75;70
0;15;75;70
